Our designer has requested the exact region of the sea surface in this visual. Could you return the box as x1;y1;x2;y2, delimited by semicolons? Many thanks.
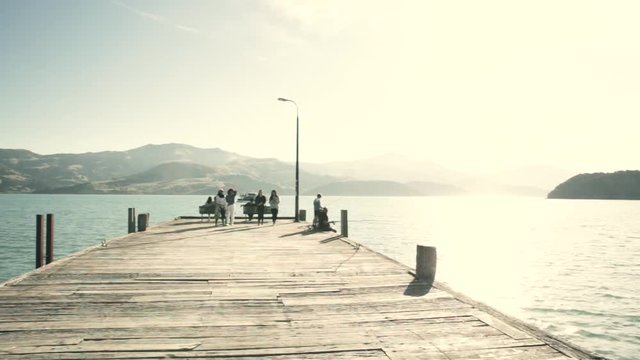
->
0;194;638;359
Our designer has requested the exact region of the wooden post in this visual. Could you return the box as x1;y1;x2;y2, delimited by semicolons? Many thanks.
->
128;208;136;233
299;209;306;221
35;214;44;268
46;213;54;264
340;210;348;237
137;213;149;231
416;245;437;284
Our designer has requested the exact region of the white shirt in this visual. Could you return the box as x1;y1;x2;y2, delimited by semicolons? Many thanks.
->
214;196;227;209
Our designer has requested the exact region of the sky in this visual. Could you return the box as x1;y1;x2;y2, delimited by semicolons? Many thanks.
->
1;0;640;174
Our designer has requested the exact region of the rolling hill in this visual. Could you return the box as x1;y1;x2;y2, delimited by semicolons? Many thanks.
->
548;170;640;200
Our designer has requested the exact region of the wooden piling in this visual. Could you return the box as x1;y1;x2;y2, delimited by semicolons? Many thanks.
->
45;213;54;264
340;209;348;237
35;214;44;269
137;213;149;232
416;245;437;284
128;208;136;233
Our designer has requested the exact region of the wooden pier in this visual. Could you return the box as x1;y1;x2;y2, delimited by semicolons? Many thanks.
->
0;218;603;359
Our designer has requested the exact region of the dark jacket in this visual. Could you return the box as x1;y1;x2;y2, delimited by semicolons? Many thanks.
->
255;195;266;207
226;191;236;205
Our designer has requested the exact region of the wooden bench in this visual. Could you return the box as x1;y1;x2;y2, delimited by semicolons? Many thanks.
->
199;203;272;222
198;204;218;221
241;203;271;221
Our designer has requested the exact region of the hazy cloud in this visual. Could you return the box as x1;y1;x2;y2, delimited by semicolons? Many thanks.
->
112;1;201;34
174;24;200;34
112;1;164;22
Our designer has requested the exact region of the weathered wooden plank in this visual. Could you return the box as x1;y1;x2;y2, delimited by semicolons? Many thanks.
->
2;349;390;360
444;344;569;359
8;339;201;355
382;344;449;360
472;310;534;340
172;344;387;358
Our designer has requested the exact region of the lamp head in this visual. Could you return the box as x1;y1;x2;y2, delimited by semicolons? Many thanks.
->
278;97;289;102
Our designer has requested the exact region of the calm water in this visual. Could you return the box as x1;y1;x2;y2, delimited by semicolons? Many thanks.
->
0;194;638;359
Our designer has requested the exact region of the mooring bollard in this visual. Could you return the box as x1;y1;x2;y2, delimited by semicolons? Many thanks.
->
35;214;45;268
46;213;54;264
340;210;348;237
137;213;149;231
299;209;306;221
416;245;437;284
128;208;136;233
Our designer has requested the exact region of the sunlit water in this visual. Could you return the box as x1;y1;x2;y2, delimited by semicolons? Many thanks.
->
0;194;638;359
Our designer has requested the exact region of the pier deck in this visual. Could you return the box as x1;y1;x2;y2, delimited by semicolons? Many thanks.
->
0;219;601;359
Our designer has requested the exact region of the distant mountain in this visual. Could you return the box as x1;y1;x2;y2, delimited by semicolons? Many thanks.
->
120;161;219;184
219;174;287;195
303;154;567;196
31;161;288;195
306;180;465;197
0;144;247;193
0;144;325;194
306;181;421;196
548;170;640;200
33;182;105;195
125;143;247;168
303;153;471;186
0;163;32;193
223;157;338;191
1;143;574;197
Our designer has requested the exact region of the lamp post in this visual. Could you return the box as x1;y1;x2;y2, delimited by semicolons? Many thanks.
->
278;97;299;222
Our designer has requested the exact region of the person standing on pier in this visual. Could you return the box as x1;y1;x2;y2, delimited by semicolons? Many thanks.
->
226;188;237;226
313;193;322;227
254;190;266;225
214;190;228;226
269;190;280;225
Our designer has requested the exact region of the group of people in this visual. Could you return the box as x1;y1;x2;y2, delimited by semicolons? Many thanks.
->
205;188;238;226
252;189;280;225
204;190;333;231
205;189;280;226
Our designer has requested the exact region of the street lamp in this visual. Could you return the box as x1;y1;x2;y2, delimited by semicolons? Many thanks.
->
278;97;299;222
